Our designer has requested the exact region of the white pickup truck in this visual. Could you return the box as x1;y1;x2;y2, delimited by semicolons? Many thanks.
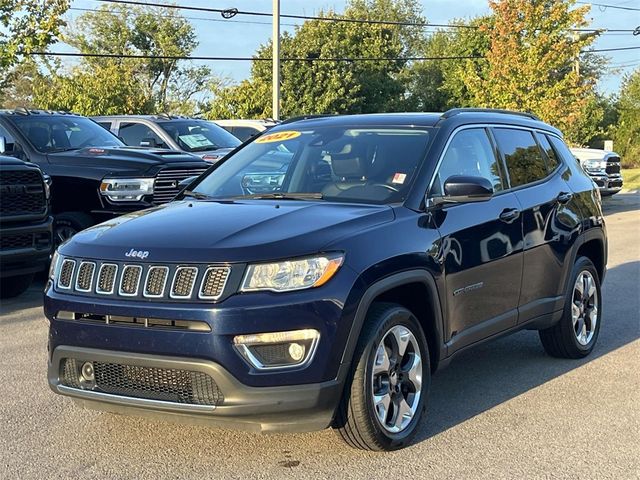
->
570;148;623;196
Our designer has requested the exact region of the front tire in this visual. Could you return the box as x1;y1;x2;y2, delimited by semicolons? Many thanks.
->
539;256;602;358
54;212;94;247
334;303;430;451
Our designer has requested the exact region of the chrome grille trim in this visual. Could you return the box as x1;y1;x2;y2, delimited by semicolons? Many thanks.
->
199;267;231;300
96;263;118;295
170;267;198;299
119;265;143;297
153;167;208;204
58;259;76;290
75;261;96;292
143;266;169;298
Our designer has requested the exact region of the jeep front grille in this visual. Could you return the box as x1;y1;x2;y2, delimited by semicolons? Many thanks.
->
200;267;230;299
120;265;142;296
171;267;198;298
60;358;223;406
153;167;208;204
55;257;231;302
58;259;76;289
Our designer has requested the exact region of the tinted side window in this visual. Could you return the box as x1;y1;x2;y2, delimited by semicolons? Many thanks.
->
97;122;113;132
432;128;504;196
535;133;560;172
547;135;579;166
118;122;164;147
493;128;548;187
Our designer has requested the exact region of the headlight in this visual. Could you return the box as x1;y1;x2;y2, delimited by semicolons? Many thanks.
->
48;250;62;280
241;254;344;292
99;178;154;201
583;160;607;172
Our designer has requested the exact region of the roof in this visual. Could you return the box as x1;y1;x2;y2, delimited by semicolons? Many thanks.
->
0;108;81;117
267;109;561;135
92;114;199;121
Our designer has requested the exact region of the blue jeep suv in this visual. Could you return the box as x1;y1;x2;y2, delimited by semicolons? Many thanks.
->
45;109;606;451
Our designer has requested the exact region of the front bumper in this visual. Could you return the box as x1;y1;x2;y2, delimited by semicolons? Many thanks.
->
587;173;623;193
48;346;343;432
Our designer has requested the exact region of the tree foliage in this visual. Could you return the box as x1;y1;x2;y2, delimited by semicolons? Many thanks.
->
205;0;425;118
34;4;210;115
612;69;640;167
461;0;602;144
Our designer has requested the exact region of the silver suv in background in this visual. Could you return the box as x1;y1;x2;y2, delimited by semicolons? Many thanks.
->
570;148;623;196
94;114;241;163
212;119;278;142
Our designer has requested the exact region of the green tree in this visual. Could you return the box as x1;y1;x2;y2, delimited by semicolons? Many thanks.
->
461;0;602;144
0;0;69;99
36;4;211;115
205;0;425;118
612;69;640;167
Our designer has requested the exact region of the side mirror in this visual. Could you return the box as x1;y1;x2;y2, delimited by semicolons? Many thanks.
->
430;175;494;207
0;136;5;153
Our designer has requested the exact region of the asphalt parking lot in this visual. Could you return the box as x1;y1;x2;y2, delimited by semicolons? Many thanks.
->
1;193;638;480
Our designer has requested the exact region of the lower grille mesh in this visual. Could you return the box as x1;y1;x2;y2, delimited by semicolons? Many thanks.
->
61;358;223;406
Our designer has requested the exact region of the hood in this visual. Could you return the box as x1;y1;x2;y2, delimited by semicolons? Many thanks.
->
47;146;207;175
62;200;395;263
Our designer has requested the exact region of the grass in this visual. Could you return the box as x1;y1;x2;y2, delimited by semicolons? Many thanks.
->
622;168;640;191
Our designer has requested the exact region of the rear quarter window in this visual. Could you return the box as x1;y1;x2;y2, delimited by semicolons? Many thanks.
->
493;128;548;187
535;133;561;172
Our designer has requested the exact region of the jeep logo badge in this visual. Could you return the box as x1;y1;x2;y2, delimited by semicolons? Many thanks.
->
125;248;150;260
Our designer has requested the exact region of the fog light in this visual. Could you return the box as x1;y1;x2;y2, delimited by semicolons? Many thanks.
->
81;362;94;381
233;329;320;370
288;343;305;362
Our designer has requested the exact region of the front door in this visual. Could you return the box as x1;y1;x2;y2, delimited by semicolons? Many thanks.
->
429;127;524;353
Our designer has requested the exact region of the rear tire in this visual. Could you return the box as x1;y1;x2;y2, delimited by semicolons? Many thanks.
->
334;302;430;451
0;273;34;299
539;256;602;359
54;212;94;247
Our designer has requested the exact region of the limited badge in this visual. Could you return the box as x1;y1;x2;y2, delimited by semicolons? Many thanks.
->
255;130;302;143
392;173;407;184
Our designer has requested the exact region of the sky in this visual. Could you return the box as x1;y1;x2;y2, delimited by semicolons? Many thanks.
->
65;0;640;96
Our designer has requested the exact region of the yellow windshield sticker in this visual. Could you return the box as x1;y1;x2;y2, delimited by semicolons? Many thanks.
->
255;130;302;143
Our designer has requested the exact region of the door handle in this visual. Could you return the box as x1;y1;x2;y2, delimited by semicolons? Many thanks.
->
499;208;520;223
557;191;573;204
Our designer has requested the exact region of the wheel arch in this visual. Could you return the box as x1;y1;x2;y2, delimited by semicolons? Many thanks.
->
341;270;445;374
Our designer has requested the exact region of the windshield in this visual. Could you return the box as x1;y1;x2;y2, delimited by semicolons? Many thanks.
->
158;120;241;152
9;115;124;153
192;125;431;205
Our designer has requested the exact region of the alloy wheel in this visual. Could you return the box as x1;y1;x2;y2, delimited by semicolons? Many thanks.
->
572;271;599;346
54;226;77;247
370;325;423;433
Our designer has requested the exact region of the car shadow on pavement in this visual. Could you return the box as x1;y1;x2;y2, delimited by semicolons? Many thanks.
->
416;259;640;442
0;279;46;318
601;192;640;215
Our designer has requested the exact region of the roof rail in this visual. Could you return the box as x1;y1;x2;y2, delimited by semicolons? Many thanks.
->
14;107;31;116
441;108;541;121
279;114;335;125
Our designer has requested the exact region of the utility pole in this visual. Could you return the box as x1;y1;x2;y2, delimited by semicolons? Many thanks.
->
572;30;603;77
272;0;280;120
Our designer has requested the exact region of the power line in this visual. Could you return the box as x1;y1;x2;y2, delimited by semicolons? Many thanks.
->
89;0;639;33
576;1;640;11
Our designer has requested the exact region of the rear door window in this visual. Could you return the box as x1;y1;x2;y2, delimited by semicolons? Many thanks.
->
535;133;561;172
233;126;261;142
493;128;548;187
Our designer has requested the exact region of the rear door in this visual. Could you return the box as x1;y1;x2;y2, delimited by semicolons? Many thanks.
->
431;127;524;352
492;128;575;323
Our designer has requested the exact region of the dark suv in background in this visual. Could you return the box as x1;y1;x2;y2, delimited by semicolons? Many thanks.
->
0;109;210;244
0;155;52;297
45;109;606;451
93;114;241;164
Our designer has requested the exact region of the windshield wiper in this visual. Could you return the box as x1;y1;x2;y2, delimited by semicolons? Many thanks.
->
238;192;324;200
49;147;81;153
182;190;211;200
